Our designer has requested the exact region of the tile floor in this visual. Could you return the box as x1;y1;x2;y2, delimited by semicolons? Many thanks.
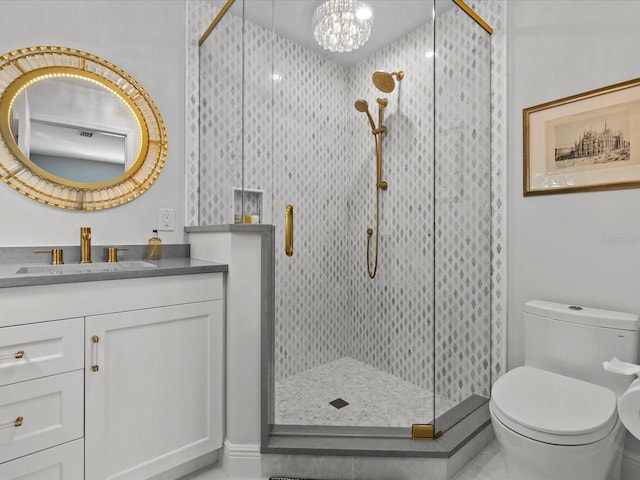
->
183;358;506;480
275;357;458;427
181;441;507;480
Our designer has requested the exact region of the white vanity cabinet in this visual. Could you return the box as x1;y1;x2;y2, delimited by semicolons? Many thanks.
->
0;272;224;480
0;317;85;479
85;300;223;480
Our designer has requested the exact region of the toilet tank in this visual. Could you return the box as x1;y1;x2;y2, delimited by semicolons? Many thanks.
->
524;300;640;396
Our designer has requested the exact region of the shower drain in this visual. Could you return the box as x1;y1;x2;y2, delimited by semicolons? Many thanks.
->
329;397;349;409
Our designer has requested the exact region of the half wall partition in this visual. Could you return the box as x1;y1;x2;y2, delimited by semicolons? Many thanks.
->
198;0;493;452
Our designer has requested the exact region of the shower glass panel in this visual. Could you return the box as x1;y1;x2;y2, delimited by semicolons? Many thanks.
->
198;0;243;226
199;0;272;226
433;0;493;433
270;0;438;434
198;0;492;441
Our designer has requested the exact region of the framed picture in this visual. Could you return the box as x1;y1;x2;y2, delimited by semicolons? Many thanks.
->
523;77;640;196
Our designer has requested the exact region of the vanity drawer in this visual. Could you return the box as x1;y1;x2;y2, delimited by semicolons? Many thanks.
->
0;438;84;479
0;370;84;464
0;317;84;386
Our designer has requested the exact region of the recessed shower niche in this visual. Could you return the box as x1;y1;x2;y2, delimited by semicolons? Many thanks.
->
197;0;497;456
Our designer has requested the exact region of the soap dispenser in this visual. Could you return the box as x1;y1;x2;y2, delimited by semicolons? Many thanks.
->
147;229;162;260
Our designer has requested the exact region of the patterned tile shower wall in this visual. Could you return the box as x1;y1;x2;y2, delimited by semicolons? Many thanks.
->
271;32;353;378
186;1;217;226
472;0;508;386
433;6;493;402
242;17;273;225
199;7;243;225
347;19;436;391
199;8;275;226
187;0;507;403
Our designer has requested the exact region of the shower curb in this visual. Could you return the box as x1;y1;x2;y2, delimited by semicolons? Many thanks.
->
261;407;494;480
262;402;492;458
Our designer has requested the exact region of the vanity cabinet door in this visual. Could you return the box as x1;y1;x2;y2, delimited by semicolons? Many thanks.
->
84;301;223;480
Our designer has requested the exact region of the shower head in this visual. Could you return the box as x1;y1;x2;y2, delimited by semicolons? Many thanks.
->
354;99;376;130
372;70;404;93
354;99;369;112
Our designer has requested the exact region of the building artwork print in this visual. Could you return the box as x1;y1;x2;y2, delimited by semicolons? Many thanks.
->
524;77;640;195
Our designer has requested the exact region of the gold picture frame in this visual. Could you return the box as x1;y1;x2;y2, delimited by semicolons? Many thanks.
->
523;77;640;196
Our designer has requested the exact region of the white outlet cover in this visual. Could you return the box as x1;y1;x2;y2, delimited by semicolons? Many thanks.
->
158;208;175;231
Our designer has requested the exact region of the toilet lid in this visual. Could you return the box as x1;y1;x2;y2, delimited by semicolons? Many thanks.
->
491;366;617;445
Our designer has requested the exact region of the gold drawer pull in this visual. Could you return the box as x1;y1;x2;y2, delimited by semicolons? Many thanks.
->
0;416;23;429
91;335;100;372
0;350;24;360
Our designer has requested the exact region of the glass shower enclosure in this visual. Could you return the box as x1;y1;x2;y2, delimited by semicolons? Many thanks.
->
198;0;492;448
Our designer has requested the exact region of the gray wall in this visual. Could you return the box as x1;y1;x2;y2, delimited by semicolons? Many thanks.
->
508;0;640;464
0;1;186;246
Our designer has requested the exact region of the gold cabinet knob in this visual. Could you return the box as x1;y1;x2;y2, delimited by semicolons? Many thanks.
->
0;416;24;429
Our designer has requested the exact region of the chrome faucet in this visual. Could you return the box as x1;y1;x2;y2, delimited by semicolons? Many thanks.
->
80;227;92;263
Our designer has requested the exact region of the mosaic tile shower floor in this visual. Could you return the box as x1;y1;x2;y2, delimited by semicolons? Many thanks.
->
275;357;457;427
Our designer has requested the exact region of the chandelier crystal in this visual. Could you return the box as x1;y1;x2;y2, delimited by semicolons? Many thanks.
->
312;0;373;53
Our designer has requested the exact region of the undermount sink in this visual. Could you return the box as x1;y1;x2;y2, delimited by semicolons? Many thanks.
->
16;261;157;275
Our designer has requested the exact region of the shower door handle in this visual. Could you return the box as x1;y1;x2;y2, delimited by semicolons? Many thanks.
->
285;204;294;257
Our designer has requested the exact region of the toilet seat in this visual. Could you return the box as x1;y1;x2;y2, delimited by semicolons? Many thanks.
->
491;366;617;445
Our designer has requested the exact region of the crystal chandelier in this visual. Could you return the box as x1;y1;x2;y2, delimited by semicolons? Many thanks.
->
312;0;373;53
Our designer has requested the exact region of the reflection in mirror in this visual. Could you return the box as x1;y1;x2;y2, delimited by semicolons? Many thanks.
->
10;77;141;184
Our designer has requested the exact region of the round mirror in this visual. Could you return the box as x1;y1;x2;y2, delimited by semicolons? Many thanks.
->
0;46;167;210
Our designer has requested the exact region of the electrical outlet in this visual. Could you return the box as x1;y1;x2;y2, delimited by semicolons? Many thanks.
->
158;208;175;231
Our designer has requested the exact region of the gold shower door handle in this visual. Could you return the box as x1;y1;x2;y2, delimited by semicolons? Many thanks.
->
285;204;294;257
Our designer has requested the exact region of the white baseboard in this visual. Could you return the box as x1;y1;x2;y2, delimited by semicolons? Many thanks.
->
151;452;218;480
222;439;262;478
622;451;640;480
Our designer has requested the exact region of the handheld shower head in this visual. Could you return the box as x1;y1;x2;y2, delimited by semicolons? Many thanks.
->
355;99;376;130
354;99;369;112
372;70;405;93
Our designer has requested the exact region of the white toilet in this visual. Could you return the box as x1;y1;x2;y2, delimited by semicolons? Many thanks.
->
490;300;640;480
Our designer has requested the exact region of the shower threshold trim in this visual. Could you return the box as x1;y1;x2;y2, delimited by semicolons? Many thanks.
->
262;396;490;458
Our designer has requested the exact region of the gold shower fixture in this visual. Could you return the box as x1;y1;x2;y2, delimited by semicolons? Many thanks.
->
372;70;404;93
354;99;375;130
354;69;404;279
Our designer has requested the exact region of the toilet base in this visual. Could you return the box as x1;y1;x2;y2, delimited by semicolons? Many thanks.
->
490;402;625;480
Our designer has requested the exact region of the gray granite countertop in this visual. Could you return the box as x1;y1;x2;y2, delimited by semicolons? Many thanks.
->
0;244;227;288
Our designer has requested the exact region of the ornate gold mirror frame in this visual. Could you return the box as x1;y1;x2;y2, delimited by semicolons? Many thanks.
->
0;46;167;210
